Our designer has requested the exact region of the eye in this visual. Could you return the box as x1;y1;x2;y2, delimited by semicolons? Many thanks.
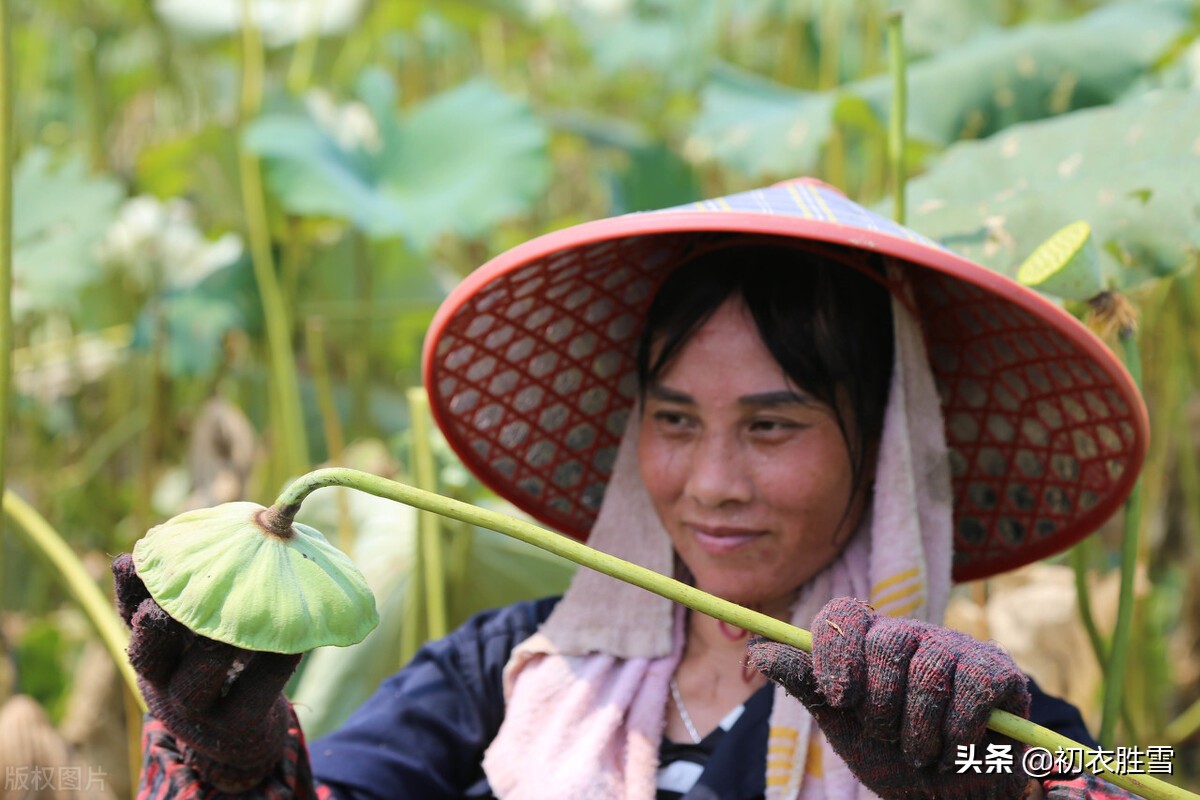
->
748;417;805;438
651;410;696;434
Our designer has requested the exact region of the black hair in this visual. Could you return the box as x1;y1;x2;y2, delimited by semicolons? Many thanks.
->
634;240;896;518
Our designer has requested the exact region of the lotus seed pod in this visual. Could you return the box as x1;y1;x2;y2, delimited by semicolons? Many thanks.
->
1016;220;1104;302
132;501;378;654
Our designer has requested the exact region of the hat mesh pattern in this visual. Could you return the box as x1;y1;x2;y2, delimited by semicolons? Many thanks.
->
917;272;1138;574
431;234;1142;580
432;235;687;535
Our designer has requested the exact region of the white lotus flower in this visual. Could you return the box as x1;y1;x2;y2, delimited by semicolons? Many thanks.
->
96;196;244;290
154;0;367;48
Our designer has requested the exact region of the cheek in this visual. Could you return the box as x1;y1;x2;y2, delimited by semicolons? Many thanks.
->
637;427;679;503
752;439;855;521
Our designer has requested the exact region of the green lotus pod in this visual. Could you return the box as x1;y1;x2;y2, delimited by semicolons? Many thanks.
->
132;501;379;654
1016;220;1105;302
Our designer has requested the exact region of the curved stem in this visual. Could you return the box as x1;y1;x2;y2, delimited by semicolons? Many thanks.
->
4;491;146;711
270;468;1195;800
1100;329;1144;747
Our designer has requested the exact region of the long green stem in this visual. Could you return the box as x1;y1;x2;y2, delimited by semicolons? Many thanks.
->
286;0;325;95
4;491;145;711
0;0;13;670
269;467;1195;800
1100;330;1144;747
1070;540;1107;666
407;389;447;640
886;11;907;224
240;0;310;482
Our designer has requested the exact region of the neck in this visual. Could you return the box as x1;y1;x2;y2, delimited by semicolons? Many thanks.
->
686;592;794;660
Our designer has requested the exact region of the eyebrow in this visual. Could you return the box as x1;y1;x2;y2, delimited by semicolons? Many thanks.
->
646;384;814;408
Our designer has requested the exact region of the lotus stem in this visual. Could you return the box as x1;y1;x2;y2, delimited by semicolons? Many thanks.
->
1100;328;1144;747
0;0;12;657
886;11;907;225
3;491;146;712
1070;540;1106;665
407;389;448;640
286;0;324;94
240;0;310;481
1164;692;1200;746
304;317;352;550
271;467;1196;800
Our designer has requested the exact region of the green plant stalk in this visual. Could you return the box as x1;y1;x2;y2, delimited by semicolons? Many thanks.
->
286;0;324;94
886;11;907;225
240;0;310;482
0;0;12;654
1100;330;1144;747
1070;540;1107;665
816;0;843;90
1068;541;1142;742
269;467;1197;800
71;28;105;171
4;490;145;711
304;317;352;550
1164;692;1200;745
407;389;448;640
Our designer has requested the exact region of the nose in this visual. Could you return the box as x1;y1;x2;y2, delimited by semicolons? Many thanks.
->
683;431;754;508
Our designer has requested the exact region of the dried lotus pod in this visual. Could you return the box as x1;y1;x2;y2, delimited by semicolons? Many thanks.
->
132;501;378;654
1016;220;1104;302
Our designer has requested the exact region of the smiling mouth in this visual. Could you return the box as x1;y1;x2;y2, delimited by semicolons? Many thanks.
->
686;524;766;555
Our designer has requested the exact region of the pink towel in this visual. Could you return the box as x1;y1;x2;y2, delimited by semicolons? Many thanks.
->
483;261;953;800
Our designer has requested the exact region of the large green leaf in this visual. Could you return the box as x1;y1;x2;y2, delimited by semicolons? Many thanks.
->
13;150;123;320
578;0;719;88
687;64;836;180
244;73;551;250
896;89;1200;292
688;1;1191;179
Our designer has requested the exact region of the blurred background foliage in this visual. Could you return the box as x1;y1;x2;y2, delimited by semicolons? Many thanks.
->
2;0;1199;795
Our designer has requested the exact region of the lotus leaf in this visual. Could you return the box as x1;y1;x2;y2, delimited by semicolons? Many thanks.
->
132;502;379;654
13;150;123;320
244;73;550;250
896;89;1200;292
688;1;1190;179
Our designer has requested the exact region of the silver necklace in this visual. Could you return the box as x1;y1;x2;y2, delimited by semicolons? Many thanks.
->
669;677;703;744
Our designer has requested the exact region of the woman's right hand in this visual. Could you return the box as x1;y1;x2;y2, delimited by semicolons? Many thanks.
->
113;553;302;793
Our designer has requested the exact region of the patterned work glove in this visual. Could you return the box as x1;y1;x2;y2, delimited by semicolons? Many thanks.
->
747;597;1032;800
113;553;302;793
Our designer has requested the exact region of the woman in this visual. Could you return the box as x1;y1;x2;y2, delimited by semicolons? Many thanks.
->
116;179;1148;800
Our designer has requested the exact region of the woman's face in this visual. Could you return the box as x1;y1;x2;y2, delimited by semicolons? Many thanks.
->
637;297;867;615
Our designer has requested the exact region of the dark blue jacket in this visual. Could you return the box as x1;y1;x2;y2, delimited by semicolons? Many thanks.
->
309;598;1098;800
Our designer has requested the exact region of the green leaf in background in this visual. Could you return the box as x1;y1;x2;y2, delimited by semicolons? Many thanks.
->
897;89;1200;292
578;0;718;88
687;1;1191;180
244;72;551;251
607;143;701;214
13;149;123;320
132;255;262;377
137;126;247;233
687;63;835;179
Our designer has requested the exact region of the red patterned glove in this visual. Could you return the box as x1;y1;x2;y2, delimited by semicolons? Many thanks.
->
747;597;1032;800
114;553;302;793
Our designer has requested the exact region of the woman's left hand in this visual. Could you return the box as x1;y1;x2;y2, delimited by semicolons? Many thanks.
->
747;597;1032;800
